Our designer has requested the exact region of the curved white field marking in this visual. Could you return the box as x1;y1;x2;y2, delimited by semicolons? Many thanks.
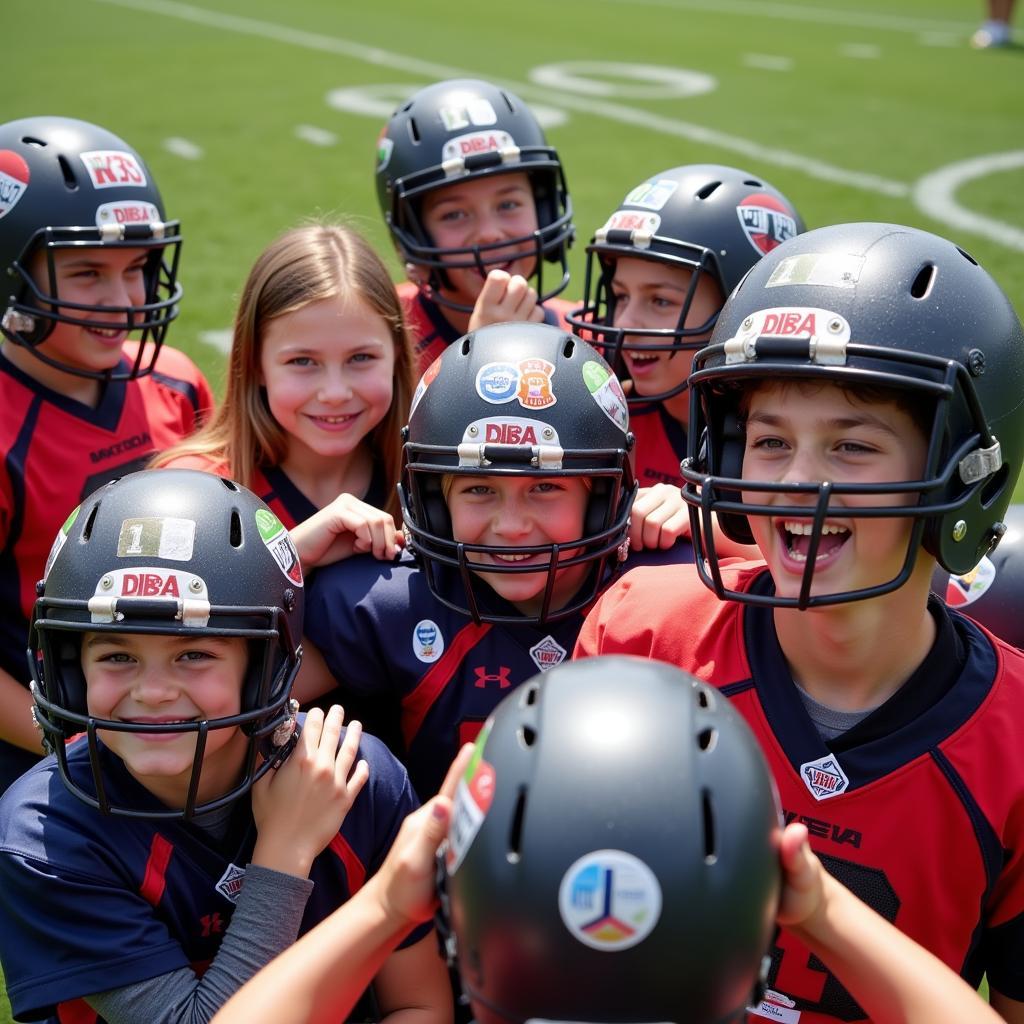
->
529;61;715;99
913;151;1024;252
840;44;881;59
163;137;203;160
295;124;338;146
742;54;793;71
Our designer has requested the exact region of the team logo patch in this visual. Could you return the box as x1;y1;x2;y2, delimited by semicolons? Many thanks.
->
410;355;442;417
597;210;661;246
624;177;679;211
215;863;247;904
446;720;495;875
79;149;147;190
412;619;444;663
0;150;30;220
766;252;865;290
117;516;196;561
476;361;521;404
439;98;498;132
95;199;160;229
43;505;79;581
529;635;567;672
462;416;557;450
800;754;850;801
945;555;996;607
749;989;801;1023
581;360;628;433
558;849;662;951
442;130;516;169
737;193;799;256
254;509;303;587
516;358;556;410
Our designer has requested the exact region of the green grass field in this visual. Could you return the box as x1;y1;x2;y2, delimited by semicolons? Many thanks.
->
0;0;1021;1016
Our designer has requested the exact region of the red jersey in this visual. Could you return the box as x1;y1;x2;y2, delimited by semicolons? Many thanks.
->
576;562;1024;1020
629;402;687;489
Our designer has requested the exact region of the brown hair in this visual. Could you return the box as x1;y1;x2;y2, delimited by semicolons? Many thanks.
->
154;223;414;521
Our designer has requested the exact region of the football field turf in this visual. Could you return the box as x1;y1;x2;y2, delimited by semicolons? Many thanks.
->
0;0;1021;1014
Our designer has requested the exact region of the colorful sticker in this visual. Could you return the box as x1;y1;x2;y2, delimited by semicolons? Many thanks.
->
442;130;516;167
598;210;661;244
529;635;567;672
0;149;30;220
462;416;557;448
376;128;393;170
799;754;849;801
945;555;996;607
117;517;196;561
765;252;865;290
43;505;80;581
410;355;442;417
215;863;246;904
79;150;147;190
439;98;498;132
624;178;679;211
516;358;556;410
558;849;662;951
446;720;495;875
749;990;802;1023
736;193;799;256
412;619;444;663
255;509;303;587
581;360;628;433
475;361;521;404
95;199;160;230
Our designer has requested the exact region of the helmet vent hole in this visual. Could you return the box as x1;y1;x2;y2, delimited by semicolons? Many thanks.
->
522;683;539;706
743;179;762;187
229;510;243;548
22;134;46;148
562;337;575;359
500;91;516;114
957;247;979;266
507;786;527;863
701;789;717;864
408;119;421;144
81;502;100;542
909;264;935;299
697;726;717;752
57;155;78;191
696;181;722;200
696;685;714;710
518;724;536;748
461;336;472;355
221;477;239;492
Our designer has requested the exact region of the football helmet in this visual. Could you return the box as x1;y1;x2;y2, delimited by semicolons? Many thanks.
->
375;79;573;312
0;116;182;379
29;469;304;819
399;321;635;625
438;655;781;1024
566;164;803;406
682;222;1024;608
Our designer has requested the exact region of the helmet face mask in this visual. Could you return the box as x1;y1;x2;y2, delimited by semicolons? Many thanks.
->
682;222;1024;609
30;469;304;819
0;117;182;380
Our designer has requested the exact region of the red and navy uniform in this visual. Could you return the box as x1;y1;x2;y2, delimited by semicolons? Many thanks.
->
0;345;213;787
629;402;687;489
576;562;1024;1021
0;725;425;1023
398;281;576;377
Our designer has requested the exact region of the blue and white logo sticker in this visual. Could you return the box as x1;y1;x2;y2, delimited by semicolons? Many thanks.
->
476;362;521;404
413;619;444;663
558;849;662;951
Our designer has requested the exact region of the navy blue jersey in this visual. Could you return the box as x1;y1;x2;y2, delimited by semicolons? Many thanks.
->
0;726;425;1022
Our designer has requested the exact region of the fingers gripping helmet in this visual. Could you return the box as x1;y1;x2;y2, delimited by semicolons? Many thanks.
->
0;116;182;379
399;321;635;625
29;469;304;819
683;222;1024;609
375;79;574;313
566;164;803;406
439;656;782;1024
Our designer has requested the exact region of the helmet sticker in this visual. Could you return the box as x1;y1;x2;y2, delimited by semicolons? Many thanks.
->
737;193;799;257
750;989;801;1023
727;308;852;361
517;358;556;410
597;210;661;246
412;619;445;663
376;128;393;171
529;635;567;672
79;150;148;190
117;517;196;561
799;754;850;801
462;416;558;448
439;98;498;132
95;200;161;230
476;361;521;404
624;178;679;211
766;252;865;289
945;555;996;607
582;360;628;433
558;849;663;951
446;719;495;875
43;505;80;581
0;149;30;220
254;509;304;587
89;567;210;626
442;130;516;168
410;355;443;417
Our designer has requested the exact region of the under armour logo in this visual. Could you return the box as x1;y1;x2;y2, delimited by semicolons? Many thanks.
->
473;665;512;688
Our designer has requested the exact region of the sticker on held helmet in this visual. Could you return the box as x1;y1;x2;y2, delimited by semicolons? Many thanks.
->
43;505;80;581
89;568;210;625
439;98;498;132
410;355;442;417
945;555;996;607
749;989;801;1023
582;360;628;433
766;252;865;290
442;130;516;168
476;361;521;404
558;849;663;951
446;719;494;875
215;863;246;904
0;150;30;220
624;178;679;211
412;619;444;663
799;754;849;801
79;150;147;190
376;128;393;171
529;635;567;672
255;509;304;587
95;200;160;229
462;416;557;449
517;358;556;410
737;193;799;257
117;517;196;561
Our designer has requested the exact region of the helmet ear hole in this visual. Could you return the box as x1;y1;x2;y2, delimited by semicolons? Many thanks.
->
714;410;755;545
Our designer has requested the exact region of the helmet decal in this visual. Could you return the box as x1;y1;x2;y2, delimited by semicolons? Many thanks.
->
623;178;679;211
737;192;800;256
79;149;147;189
766;251;865;289
945;555;997;607
255;508;303;587
117;516;196;560
582;361;629;433
475;361;521;404
0;149;30;219
446;719;495;875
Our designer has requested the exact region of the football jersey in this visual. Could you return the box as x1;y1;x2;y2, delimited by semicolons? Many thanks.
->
575;562;1024;1020
0;725;424;1022
629;401;688;489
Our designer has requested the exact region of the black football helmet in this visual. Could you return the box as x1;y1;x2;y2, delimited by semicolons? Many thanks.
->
438;655;781;1024
682;222;1024;608
399;321;635;625
375;79;573;313
567;164;803;406
0;116;182;379
29;469;304;819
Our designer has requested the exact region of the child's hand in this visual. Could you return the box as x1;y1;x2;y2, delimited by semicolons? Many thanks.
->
776;822;827;930
251;705;370;877
291;494;401;568
468;270;545;332
629;483;690;550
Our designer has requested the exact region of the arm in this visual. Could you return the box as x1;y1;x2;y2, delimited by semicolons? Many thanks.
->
373;932;452;1024
291;493;401;569
990;992;1024;1024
